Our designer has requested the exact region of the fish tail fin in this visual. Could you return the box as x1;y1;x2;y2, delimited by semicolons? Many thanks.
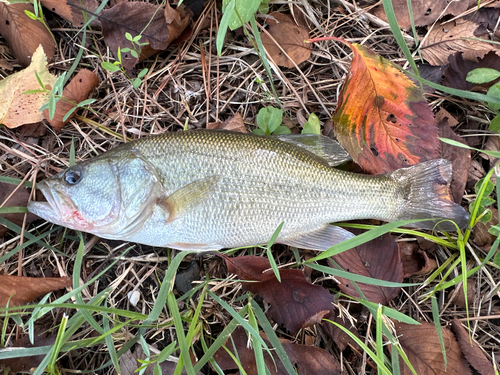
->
389;159;469;231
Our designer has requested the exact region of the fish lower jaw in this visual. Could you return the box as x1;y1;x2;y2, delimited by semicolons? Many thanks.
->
28;201;94;232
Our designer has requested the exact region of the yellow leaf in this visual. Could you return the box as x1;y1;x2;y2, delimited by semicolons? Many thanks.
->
0;45;57;128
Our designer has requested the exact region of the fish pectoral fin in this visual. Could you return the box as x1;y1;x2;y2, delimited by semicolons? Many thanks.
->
273;134;351;166
158;175;221;223
280;225;354;251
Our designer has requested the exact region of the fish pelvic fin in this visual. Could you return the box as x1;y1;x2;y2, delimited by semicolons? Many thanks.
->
389;159;469;231
280;225;355;251
158;176;221;223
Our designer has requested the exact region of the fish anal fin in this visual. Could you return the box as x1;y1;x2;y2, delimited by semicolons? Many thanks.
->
280;225;354;251
158;176;221;223
274;134;351;166
170;242;223;251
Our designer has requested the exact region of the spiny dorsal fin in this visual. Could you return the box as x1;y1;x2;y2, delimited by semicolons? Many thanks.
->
274;134;351;166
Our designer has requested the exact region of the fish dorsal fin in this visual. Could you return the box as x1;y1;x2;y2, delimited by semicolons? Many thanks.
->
280;225;354;251
273;134;351;166
158;176;221;223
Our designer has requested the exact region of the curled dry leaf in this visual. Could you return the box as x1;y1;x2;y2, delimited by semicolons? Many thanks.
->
101;2;190;73
207;113;247;133
0;182;38;237
43;69;99;131
0;45;57;128
0;3;55;67
372;0;474;28
451;318;495;375
260;14;311;68
331;231;403;305
395;321;472;375
42;0;101;28
0;275;71;307
213;326;342;375
421;19;500;66
398;241;437;278
224;255;333;334
438;114;471;203
332;43;438;174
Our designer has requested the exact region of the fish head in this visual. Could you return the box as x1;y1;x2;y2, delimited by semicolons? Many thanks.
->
28;152;160;237
28;158;122;233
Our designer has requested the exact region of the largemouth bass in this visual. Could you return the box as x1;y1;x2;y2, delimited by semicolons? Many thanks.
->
28;130;469;251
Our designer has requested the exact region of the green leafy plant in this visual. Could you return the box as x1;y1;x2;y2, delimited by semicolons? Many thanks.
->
301;113;321;134
217;0;269;55
466;67;500;132
470;177;495;224
101;33;149;89
253;106;291;135
24;71;96;121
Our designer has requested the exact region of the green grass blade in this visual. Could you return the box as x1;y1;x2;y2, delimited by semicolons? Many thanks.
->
0;207;29;214
167;292;196;375
307;263;419;287
248;302;266;375
431;295;447;370
207;291;269;350
306;220;427;262
324;318;393;375
194;314;242;373
251;300;296;375
144;251;191;325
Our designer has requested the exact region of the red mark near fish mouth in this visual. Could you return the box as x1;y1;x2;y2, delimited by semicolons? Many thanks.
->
69;210;93;230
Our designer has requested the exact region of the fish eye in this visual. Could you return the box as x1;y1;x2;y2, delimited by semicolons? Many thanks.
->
65;166;83;185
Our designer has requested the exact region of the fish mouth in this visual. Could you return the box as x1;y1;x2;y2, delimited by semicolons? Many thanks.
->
27;180;68;226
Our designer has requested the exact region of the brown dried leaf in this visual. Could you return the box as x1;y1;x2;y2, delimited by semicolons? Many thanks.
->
0;3;55;67
0;331;56;373
472;208;498;250
449;282;476;309
224;256;333;334
261;16;310;68
42;0;101;28
0;183;38;237
43;69;99;131
398;242;437;278
101;2;190;72
421;19;500;66
464;6;500;39
321;312;361;352
451;318;495;375
164;3;192;45
331;231;403;304
0;275;71;307
438;114;471;203
372;0;475;28
395;321;472;375
207;113;247;133
213;326;342;375
442;52;500;91
0;46;57;129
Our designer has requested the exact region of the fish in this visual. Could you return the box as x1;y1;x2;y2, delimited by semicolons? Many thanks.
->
27;130;469;251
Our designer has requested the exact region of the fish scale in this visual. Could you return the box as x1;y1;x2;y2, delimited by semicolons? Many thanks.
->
28;130;469;251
